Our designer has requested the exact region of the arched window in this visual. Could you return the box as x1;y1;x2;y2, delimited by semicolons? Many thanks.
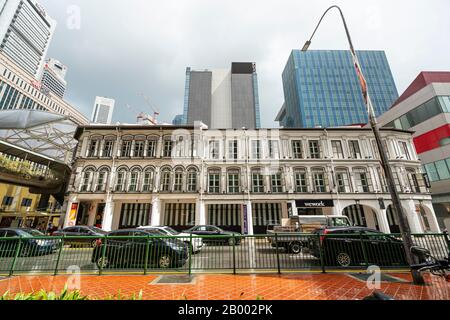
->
251;168;264;193
335;168;351;193
293;167;308;193
160;167;172;192
142;167;155;192
80;168;95;192
120;136;133;157
96;167;110;192
115;168;128;192
227;169;240;193
128;167;141;192
208;168;221;193
354;167;372;193
406;168;421;193
146;136;158;158
270;170;283;193
186;167;198;192
87;137;101;157
133;136;146;158
312;167;327;193
173;167;184;192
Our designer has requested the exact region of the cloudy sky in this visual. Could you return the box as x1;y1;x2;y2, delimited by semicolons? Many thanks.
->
39;0;450;127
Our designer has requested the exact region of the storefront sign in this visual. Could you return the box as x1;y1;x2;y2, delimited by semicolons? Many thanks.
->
296;200;334;208
68;203;79;227
243;204;248;235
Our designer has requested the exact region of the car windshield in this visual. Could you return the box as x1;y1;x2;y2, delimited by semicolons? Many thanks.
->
163;227;179;235
22;229;44;236
331;218;351;227
87;226;108;235
15;230;34;238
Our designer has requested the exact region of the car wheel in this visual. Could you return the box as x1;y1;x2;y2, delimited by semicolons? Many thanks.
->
228;238;236;246
336;252;351;267
289;242;302;254
158;255;172;269
97;256;109;269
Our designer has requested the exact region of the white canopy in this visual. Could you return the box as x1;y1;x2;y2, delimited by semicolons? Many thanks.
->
0;110;78;164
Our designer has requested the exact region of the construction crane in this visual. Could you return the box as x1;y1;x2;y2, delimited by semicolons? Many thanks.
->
139;93;160;123
125;103;157;125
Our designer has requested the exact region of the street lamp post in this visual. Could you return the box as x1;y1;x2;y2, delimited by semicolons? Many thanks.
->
302;5;425;285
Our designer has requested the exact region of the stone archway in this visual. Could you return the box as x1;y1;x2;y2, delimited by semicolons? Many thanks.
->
417;204;441;233
342;204;380;231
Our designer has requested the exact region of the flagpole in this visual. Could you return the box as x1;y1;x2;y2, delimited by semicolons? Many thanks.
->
301;5;425;285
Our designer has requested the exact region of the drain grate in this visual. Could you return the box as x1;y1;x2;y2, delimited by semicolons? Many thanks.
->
150;275;196;285
348;273;408;283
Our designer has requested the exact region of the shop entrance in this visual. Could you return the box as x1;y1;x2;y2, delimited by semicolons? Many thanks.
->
163;203;196;232
252;203;282;234
207;204;242;233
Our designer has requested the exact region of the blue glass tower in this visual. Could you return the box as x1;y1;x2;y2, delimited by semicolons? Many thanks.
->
279;50;399;128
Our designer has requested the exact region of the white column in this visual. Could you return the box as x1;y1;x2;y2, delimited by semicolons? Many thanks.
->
422;203;441;233
290;200;298;216
404;200;424;233
102;197;115;232
196;200;206;225
151;197;161;226
377;209;391;234
246;201;254;235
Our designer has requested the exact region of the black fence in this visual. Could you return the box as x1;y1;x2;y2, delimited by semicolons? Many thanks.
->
0;232;449;276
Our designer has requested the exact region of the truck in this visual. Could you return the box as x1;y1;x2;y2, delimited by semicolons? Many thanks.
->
266;215;352;254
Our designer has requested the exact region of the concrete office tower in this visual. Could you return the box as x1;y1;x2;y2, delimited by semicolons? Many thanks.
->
40;58;67;98
91;96;115;125
183;62;261;129
276;50;399;128
0;0;56;78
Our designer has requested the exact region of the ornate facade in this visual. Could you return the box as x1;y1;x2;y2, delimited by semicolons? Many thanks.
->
63;125;440;234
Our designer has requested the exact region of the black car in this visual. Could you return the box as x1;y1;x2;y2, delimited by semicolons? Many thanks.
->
183;225;242;246
0;228;58;257
52;226;108;248
91;229;188;269
309;227;407;267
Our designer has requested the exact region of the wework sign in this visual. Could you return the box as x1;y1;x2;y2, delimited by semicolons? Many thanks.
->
296;200;334;208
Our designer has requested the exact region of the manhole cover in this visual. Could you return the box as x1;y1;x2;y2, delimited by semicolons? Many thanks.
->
348;273;408;283
150;275;196;285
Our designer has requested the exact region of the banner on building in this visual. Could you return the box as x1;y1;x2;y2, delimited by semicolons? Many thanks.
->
68;203;79;227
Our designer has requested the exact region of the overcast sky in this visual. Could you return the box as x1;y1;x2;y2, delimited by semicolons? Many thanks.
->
39;0;450;127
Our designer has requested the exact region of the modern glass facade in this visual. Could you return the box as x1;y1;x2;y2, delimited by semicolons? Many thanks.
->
281;50;399;128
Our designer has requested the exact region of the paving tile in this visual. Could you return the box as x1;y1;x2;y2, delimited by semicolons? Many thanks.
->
0;273;448;300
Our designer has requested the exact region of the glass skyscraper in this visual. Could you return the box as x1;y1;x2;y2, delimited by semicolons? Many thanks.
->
278;50;399;128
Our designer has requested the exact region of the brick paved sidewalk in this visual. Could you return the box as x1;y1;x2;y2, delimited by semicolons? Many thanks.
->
0;273;448;300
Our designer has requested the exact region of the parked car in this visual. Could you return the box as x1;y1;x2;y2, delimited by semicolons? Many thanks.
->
91;229;188;269
183;225;242;246
309;227;408;267
138;226;203;253
0;228;58;257
52;226;108;248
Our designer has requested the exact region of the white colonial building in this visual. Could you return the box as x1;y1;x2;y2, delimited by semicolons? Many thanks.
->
63;124;440;234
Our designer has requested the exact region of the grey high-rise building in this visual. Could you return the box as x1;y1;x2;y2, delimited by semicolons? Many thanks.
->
183;62;261;129
0;0;56;78
91;96;115;125
40;58;67;98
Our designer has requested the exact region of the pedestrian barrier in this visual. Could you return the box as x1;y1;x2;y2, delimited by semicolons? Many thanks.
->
0;232;448;276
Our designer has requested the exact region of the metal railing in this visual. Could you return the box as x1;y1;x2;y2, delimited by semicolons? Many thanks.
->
0;232;448;276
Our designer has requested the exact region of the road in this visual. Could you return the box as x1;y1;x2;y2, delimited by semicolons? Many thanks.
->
0;239;322;274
